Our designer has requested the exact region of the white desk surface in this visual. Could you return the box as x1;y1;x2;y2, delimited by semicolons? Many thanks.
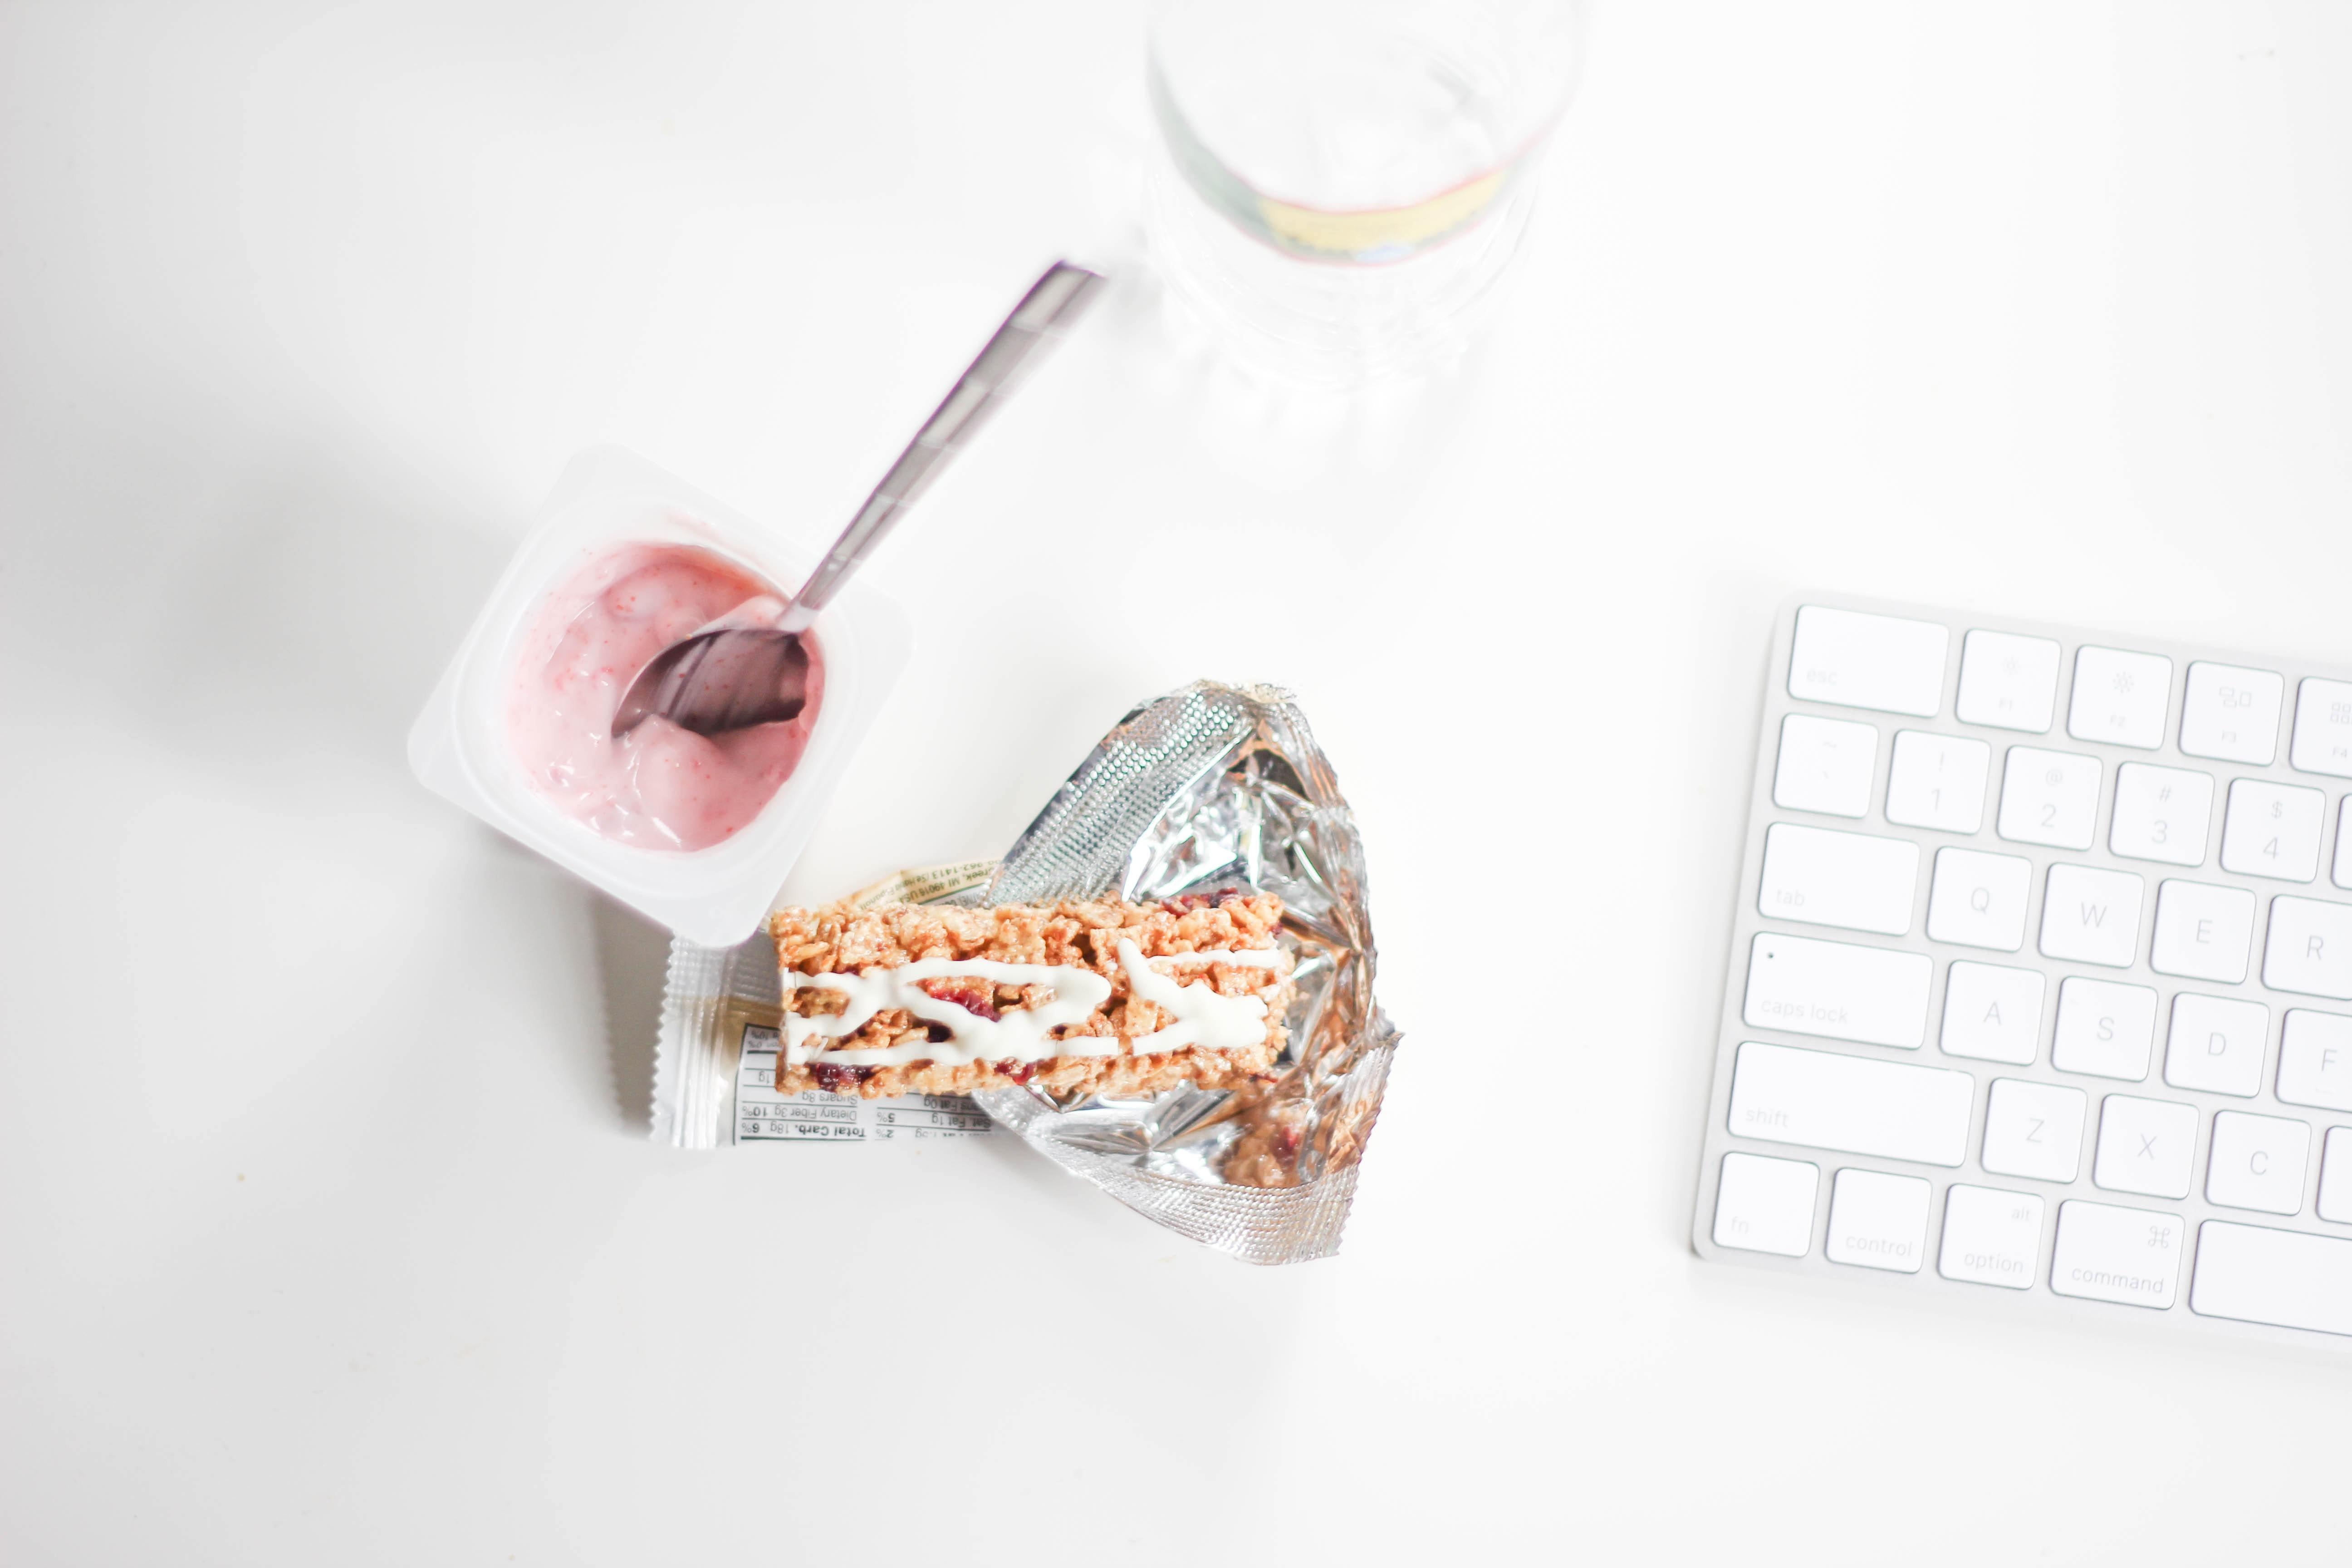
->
5;2;2352;1562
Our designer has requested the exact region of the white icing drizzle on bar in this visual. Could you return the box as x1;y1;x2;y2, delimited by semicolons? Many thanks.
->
781;941;1287;1069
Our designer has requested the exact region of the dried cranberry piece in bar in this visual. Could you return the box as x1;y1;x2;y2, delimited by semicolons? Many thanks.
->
918;978;1000;1021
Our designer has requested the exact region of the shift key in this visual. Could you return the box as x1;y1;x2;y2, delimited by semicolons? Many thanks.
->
1729;1041;1975;1166
1744;932;1933;1049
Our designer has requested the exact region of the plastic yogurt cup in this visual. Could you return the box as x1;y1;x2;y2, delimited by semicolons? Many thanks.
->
409;446;912;944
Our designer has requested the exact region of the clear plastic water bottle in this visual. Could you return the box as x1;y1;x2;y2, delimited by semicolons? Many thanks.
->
1147;0;1587;387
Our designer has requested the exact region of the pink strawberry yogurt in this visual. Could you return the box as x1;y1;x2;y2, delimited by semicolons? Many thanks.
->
506;541;825;852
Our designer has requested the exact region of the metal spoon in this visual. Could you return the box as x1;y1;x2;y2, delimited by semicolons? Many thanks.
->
611;260;1105;738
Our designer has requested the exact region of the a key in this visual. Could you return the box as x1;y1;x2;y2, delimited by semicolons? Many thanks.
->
2263;896;2352;1000
1757;823;1919;936
2205;1111;2310;1216
1938;1184;2046;1289
2337;799;2352;891
2147;878;2255;984
1727;1041;1974;1166
1789;606;1949;717
2179;662;2283;764
1771;713;1879;818
2038;864;2145;968
1924;846;2032;951
2068;647;2173;750
1711;1152;1819;1257
2107;762;2212;867
1824;1168;1931;1273
2190;1221;2352;1333
2276;1009;2352;1112
2317;1128;2352;1223
2291;677;2352;778
1955;629;2060;733
1884;730;1990;833
2093;1094;2198;1199
2162;993;2269;1097
1939;961;2045;1065
2051;1200;2185;1308
2050;977;2158;1081
1743;933;1932;1048
2220;779;2325;882
1997;746;2102;851
1981;1078;2088;1183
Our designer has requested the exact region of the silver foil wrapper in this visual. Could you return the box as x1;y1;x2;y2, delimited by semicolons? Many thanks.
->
970;681;1396;1265
648;681;1396;1264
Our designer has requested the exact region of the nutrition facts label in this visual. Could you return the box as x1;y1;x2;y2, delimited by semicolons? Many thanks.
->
732;1025;997;1143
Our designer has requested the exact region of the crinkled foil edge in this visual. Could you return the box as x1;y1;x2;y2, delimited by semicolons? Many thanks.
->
650;939;733;1148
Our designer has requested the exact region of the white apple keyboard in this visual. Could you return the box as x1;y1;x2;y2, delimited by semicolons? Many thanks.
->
1693;594;2352;1351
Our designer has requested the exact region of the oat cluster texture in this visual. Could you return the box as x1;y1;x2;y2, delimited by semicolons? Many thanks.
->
768;894;1295;1099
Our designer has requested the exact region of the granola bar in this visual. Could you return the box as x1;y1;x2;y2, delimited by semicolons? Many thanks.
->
769;893;1294;1100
